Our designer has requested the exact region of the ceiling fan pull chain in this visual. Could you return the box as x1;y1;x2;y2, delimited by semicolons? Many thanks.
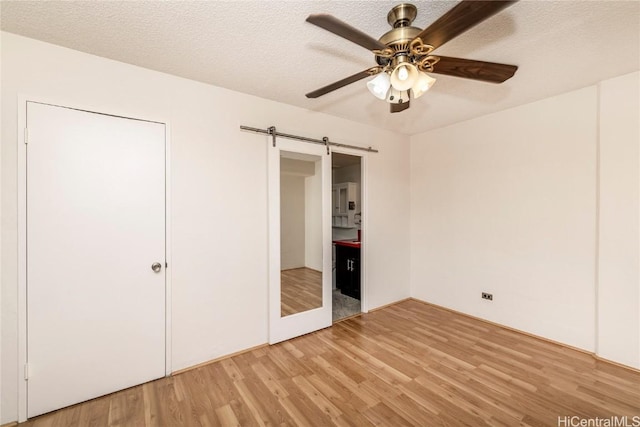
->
268;126;277;147
323;137;330;155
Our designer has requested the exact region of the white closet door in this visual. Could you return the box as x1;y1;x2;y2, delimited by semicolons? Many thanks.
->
26;102;166;418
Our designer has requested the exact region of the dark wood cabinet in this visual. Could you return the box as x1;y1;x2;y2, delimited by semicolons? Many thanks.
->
335;244;360;300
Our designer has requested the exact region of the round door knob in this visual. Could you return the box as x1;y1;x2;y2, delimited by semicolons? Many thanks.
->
151;262;162;273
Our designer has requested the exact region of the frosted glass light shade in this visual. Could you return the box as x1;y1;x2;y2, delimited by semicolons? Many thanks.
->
390;63;418;91
366;73;391;100
411;72;436;99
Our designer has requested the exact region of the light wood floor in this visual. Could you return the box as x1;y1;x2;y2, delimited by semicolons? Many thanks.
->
281;268;322;317
20;299;640;426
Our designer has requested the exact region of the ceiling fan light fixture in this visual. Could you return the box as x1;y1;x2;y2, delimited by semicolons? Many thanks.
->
390;62;418;91
366;72;391;100
386;87;410;104
411;72;436;99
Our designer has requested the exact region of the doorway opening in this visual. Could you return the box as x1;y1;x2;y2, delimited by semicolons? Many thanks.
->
331;152;363;322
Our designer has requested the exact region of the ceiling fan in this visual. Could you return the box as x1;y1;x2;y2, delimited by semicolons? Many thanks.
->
305;1;519;113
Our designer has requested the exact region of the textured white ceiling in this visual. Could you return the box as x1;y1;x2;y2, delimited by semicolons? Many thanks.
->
1;1;639;135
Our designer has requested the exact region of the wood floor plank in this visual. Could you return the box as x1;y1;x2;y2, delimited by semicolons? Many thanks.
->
140;382;156;427
227;399;259;427
214;404;239;427
309;355;378;408
233;379;285;426
19;299;640;426
280;378;333;425
305;374;373;426
362;402;415;427
232;354;295;426
291;375;343;421
178;369;217;426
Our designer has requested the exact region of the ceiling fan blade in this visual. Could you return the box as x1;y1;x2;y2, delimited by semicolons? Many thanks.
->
306;14;387;52
390;101;410;113
306;68;379;98
415;0;517;50
431;56;517;83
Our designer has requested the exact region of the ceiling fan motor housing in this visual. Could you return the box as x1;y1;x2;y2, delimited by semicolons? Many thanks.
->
377;4;423;67
387;3;418;27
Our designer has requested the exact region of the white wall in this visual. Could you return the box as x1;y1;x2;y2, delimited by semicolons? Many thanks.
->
597;72;640;368
0;32;411;423
305;160;323;271
280;157;323;271
410;73;640;368
280;174;305;270
410;87;598;352
334;163;362;190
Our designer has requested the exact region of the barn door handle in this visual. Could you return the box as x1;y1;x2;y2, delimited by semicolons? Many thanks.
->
151;262;162;273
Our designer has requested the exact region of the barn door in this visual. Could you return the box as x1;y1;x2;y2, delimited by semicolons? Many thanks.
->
26;102;166;417
268;139;332;344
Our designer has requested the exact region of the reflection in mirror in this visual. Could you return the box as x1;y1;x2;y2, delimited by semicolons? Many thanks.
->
280;151;323;317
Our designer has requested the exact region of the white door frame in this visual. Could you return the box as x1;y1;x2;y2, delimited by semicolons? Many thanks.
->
268;138;333;344
16;95;172;422
331;147;369;314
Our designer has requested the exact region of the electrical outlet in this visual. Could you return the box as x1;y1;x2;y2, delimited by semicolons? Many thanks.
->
482;292;493;301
